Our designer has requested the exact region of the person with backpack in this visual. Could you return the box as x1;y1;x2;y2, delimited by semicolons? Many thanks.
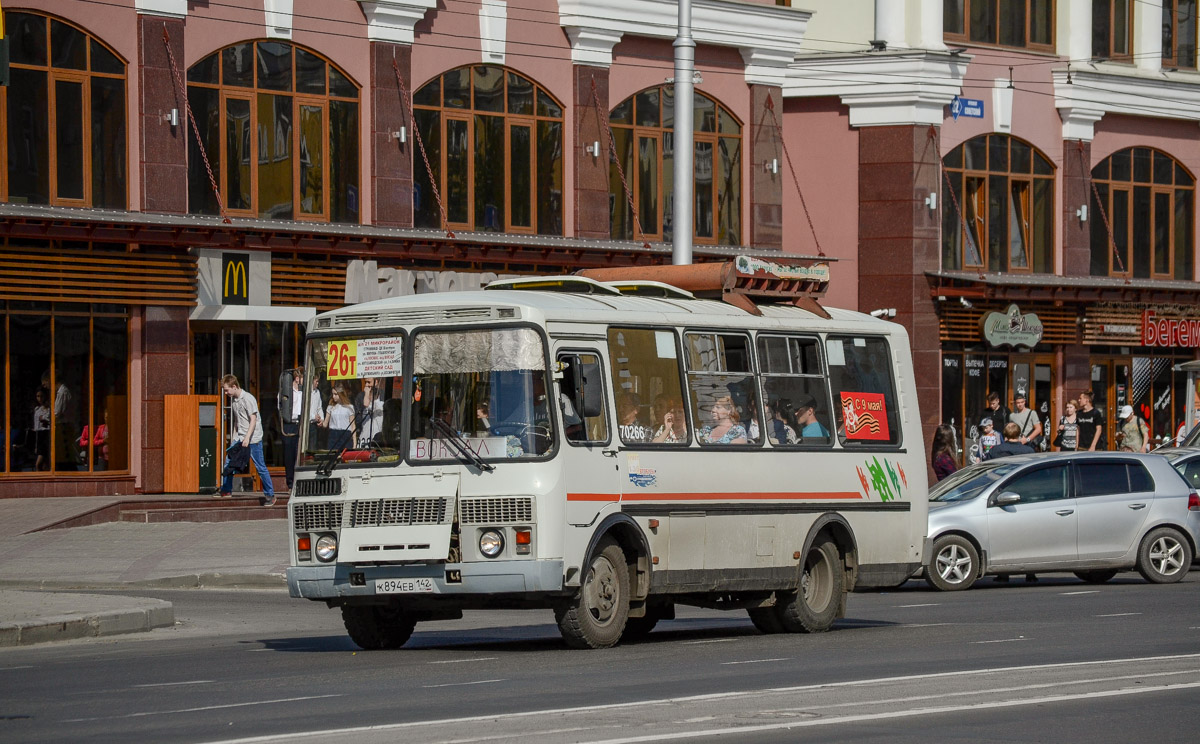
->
1116;405;1150;453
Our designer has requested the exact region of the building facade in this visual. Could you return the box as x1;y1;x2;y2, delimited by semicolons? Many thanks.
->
1;0;1198;496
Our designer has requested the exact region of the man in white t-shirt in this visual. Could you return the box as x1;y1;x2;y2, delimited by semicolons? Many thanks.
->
220;374;276;506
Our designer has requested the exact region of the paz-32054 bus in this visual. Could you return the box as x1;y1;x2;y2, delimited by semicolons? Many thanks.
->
286;259;928;649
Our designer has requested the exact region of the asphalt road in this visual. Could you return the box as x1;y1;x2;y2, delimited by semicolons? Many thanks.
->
1;573;1198;744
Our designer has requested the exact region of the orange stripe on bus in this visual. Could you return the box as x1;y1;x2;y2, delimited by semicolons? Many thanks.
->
567;493;620;501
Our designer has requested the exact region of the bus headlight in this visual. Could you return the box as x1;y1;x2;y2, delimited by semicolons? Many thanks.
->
315;534;338;562
479;529;504;558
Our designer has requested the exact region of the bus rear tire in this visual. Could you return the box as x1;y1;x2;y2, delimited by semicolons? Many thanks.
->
341;603;417;650
556;539;629;649
775;538;844;633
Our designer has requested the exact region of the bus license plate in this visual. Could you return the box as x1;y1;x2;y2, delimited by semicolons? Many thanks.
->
376;578;436;594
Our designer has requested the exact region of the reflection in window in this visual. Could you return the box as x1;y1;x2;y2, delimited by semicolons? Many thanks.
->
1163;0;1198;69
187;41;359;222
944;0;1053;51
607;328;687;446
685;332;757;446
557;352;609;445
1090;147;1194;279
757;335;832;446
413;67;563;235
826;336;901;447
610;87;742;246
2;11;126;208
999;465;1068;504
1093;0;1133;60
942;134;1054;273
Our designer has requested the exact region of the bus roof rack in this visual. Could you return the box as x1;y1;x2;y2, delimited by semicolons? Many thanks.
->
578;256;832;318
484;276;623;296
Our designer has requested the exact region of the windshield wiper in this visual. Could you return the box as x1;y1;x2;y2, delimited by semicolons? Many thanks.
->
430;417;495;472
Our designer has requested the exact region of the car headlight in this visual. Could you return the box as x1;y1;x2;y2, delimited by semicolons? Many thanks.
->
479;529;504;558
315;533;338;562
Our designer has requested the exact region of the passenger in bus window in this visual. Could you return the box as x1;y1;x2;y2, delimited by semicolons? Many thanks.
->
795;395;830;440
651;395;687;443
698;395;748;445
617;394;652;443
766;398;799;445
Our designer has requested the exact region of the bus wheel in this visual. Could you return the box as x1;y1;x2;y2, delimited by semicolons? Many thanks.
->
341;603;416;650
747;607;785;634
556;538;629;648
775;538;844;633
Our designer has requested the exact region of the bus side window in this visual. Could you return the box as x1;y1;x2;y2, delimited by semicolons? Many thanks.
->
685;331;760;446
606;328;688;446
756;335;833;447
826;336;901;446
557;352;609;445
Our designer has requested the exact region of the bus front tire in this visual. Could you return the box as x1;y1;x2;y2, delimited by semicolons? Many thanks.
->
341;603;416;650
556;539;630;648
774;537;844;633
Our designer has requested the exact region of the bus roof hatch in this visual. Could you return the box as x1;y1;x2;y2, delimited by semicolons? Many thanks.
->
577;256;832;318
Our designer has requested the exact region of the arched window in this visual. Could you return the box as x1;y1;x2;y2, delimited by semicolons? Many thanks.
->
186;41;360;222
1090;147;1195;279
609;87;742;246
1;11;126;208
941;134;1055;273
413;66;563;235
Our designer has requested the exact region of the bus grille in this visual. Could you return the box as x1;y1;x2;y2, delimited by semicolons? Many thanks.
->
293;478;342;497
293;502;344;531
350;498;448;527
460;497;534;524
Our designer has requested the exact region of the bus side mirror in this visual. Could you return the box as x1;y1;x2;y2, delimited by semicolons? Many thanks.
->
573;359;604;419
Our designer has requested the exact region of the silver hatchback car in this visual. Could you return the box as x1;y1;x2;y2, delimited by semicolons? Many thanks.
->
924;452;1200;591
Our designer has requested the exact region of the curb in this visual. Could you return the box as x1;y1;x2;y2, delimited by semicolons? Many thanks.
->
0;572;288;591
0;598;175;647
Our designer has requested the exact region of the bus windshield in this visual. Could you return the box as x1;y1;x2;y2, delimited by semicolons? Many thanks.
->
301;333;406;465
409;327;554;461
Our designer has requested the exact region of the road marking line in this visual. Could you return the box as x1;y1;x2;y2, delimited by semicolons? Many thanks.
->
193;653;1200;744
683;638;739;645
133;680;215;688
721;658;789;666
1096;612;1142;618
0;665;34;671
422;679;506;689
903;623;953;628
897;603;940;608
584;681;1200;743
62;694;343;723
1061;590;1101;595
972;637;1027;644
428;657;498;665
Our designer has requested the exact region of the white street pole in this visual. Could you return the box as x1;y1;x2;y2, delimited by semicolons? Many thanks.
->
672;0;695;265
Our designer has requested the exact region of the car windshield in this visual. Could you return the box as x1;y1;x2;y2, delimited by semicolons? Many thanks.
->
300;334;406;465
409;327;554;461
929;461;1021;502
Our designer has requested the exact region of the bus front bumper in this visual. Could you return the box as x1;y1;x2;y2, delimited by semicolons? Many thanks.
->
287;560;565;600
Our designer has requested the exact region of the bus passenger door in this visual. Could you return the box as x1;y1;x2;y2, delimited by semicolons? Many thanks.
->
556;349;621;525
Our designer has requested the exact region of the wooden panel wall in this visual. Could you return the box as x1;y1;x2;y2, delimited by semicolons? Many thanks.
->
163;394;218;492
271;258;346;310
0;247;196;305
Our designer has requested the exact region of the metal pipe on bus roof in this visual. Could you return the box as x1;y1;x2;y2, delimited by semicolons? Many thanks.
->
672;0;695;267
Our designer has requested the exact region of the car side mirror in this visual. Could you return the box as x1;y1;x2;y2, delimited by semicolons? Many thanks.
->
994;491;1021;507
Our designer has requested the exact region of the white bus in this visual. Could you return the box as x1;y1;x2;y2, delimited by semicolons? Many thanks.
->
287;260;928;649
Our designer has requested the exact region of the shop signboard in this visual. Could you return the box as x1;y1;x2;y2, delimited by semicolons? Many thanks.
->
981;304;1043;348
1141;309;1200;348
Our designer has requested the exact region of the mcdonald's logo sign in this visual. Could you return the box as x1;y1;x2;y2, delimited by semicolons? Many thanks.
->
222;253;250;305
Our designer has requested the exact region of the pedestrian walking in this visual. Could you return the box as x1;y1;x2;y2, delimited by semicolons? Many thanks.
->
1076;389;1104;451
1054;399;1079;452
930;424;958;481
1116;405;1150;453
219;374;276;506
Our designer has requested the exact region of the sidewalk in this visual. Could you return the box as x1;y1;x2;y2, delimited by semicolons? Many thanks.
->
0;497;289;647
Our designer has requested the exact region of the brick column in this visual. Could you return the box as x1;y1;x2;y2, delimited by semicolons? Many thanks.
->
857;125;942;464
574;65;610;240
748;84;782;251
1062;139;1092;276
142;306;190;493
138;14;187;214
372;42;413;227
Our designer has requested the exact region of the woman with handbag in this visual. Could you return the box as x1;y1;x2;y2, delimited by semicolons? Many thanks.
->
1054;399;1079;452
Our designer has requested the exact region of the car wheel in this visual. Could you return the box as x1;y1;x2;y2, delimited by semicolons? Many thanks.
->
555;538;630;648
1073;570;1119;584
1136;527;1193;584
925;535;979;591
774;537;844;633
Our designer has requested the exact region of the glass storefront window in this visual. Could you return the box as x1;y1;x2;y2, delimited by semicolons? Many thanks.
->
2;303;129;475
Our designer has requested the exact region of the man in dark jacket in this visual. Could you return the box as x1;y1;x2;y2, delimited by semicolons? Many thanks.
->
984;422;1035;460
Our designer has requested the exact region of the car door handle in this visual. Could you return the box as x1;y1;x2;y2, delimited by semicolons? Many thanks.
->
1056;509;1074;516
1128;503;1147;510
